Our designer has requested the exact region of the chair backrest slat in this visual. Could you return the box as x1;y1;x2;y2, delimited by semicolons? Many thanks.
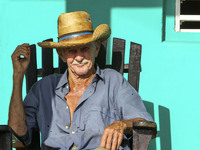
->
59;58;68;74
95;40;107;69
24;44;40;150
111;38;125;74
42;39;54;77
128;42;142;92
25;44;37;93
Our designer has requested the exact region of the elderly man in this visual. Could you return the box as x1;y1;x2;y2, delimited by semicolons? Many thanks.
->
8;11;153;150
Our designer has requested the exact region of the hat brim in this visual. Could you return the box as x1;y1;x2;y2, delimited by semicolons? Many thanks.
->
37;24;111;49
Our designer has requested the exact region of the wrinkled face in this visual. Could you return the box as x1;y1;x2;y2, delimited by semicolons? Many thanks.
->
57;41;100;78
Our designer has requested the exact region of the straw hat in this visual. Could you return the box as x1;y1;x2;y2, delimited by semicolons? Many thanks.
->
37;11;111;48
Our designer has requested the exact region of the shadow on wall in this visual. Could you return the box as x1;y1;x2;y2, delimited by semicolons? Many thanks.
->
66;0;162;28
67;0;175;45
144;100;172;150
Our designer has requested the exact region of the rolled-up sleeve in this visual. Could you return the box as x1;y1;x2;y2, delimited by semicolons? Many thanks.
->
23;87;39;145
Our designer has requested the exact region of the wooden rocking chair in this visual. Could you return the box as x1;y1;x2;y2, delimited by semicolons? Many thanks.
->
0;38;156;150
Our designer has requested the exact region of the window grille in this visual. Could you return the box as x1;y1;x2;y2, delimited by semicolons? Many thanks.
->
175;0;200;32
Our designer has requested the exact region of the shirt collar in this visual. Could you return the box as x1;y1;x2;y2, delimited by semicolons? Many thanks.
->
56;69;69;90
55;64;104;90
94;64;104;81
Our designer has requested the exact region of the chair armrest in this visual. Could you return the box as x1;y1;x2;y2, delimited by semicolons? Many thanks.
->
132;120;157;150
0;125;26;149
133;120;157;139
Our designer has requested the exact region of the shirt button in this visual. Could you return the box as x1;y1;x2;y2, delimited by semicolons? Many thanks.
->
65;126;69;129
72;131;75;134
66;106;69;109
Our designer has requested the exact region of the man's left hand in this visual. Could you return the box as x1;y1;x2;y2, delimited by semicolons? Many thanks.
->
99;118;143;150
99;120;127;150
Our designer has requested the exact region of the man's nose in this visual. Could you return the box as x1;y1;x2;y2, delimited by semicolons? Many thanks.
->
75;50;84;62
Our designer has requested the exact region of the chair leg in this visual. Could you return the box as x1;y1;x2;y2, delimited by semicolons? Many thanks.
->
132;129;153;150
0;126;12;150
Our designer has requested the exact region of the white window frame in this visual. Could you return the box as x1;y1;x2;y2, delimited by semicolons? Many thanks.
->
175;0;200;32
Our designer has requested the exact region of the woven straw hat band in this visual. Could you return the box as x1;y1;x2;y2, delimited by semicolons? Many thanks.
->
58;33;93;43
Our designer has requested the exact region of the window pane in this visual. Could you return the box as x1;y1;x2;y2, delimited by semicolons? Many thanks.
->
181;1;200;15
180;21;200;29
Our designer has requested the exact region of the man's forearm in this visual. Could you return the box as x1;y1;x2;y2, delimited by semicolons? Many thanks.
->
8;74;27;136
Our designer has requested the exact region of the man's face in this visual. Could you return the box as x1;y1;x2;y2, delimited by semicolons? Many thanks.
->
58;41;100;77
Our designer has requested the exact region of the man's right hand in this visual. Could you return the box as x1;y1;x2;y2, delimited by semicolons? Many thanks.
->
11;43;31;77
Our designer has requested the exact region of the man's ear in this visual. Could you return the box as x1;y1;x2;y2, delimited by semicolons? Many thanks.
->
95;40;101;57
56;48;66;62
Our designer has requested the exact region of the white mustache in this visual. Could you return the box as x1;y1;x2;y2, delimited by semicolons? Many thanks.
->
72;59;89;65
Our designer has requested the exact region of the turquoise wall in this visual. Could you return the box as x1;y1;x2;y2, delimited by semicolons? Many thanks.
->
1;0;200;149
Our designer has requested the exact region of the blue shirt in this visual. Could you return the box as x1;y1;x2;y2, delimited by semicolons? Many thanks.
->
23;66;153;150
